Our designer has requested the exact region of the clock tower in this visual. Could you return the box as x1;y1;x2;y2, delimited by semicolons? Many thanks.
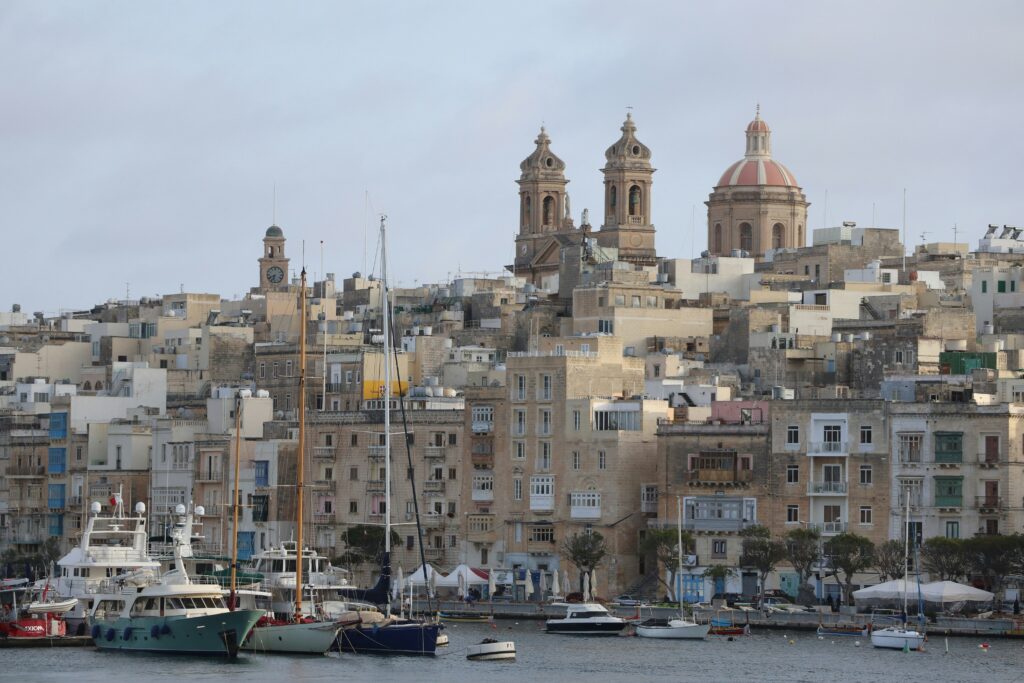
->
259;224;289;291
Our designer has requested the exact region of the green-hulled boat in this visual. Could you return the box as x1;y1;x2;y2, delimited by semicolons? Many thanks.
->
89;505;262;657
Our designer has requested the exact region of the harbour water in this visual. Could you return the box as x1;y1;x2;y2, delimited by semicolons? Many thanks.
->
4;622;1021;683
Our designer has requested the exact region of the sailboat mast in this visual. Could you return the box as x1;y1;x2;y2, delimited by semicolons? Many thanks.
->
381;216;392;617
229;391;243;610
294;268;308;622
903;483;910;620
676;496;684;617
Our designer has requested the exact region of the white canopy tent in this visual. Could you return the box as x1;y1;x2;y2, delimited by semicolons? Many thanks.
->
436;564;490;588
853;579;994;613
404;564;442;586
921;581;993;603
852;579;915;602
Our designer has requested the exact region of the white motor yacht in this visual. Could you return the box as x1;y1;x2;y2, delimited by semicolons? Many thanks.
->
545;603;626;635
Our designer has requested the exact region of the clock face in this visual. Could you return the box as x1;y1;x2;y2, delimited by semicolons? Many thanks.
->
266;266;285;284
520;244;528;255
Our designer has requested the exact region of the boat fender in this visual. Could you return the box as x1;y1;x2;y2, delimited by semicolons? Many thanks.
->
105;628;116;641
123;627;133;640
91;624;101;640
161;623;171;635
372;623;380;635
151;624;161;639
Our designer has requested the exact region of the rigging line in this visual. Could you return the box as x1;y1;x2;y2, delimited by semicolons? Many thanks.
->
388;284;434;617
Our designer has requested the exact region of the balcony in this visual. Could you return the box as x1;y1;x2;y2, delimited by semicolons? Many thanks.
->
808;441;848;456
424;446;446;459
471;420;493;434
313;446;336;461
8;464;45;477
368;446;388;460
641;499;658;514
527;538;558;554
310;479;334;489
48;499;66;512
424;547;445;560
467;514;495;541
325;383;345;393
529;494;554;512
423;480;446;495
687;469;753;486
976;496;1002;511
934;495;962;509
195;470;223;483
312;512;334;525
67;496;83;508
808;481;848;495
570;505;601;520
366;479;386;492
471;488;494;502
813;521;847;535
683;519;756;533
471;452;494;467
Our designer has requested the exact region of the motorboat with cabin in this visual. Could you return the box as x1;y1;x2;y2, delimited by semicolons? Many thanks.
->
545;603;627;635
88;503;262;657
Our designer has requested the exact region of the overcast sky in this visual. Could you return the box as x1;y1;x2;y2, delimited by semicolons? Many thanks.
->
3;1;1022;314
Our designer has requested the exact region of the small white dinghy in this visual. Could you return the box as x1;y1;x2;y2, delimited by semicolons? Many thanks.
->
466;638;516;661
436;632;449;647
27;597;78;614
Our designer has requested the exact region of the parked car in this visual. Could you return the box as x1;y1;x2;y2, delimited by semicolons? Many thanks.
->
711;592;743;607
614;594;643;606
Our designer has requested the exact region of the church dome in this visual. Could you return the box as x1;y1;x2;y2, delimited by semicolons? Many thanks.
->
265;224;284;238
716;109;799;189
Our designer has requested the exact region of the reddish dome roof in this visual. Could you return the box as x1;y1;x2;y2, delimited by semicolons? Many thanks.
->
717;158;798;188
746;117;770;133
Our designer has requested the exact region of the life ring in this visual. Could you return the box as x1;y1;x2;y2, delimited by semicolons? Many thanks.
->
91;624;101;639
122;627;133;640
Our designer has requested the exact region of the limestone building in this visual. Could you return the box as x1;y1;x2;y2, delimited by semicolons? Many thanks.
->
707;110;809;259
595;113;657;266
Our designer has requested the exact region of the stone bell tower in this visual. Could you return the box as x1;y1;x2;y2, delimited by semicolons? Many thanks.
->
259;225;290;292
596;113;657;266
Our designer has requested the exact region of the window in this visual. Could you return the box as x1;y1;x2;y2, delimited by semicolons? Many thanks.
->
859;506;873;525
787;505;799;523
982;281;988;294
711;540;727;558
448;433;457;446
258;362;266;379
513;478;522;501
614;294;625;306
631;296;641;308
254;461;269;488
252;494;269;522
350;433;358;447
513;441;525;460
513;410;526;436
572;451;580;470
594;410;641;431
349;500;358;514
349;467;359;481
934;476;963;507
647;296;657;308
984;435;999;463
786;464;799;484
598;450;607;470
739;222;752;252
530;475;553;497
448;467;457;480
539;409;551;435
530;526;554;543
539;374;552;400
538;442;552;470
515;375;526;401
894;349;905;364
598;319;614;334
859;465;872;485
786;425;799;445
998;280;1007;293
859;425;872;445
945;520;960;539
573;410;581;431
896;433;923;463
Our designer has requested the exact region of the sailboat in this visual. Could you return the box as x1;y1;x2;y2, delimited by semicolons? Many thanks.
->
240;269;347;654
870;485;925;650
335;217;441;656
635;497;709;640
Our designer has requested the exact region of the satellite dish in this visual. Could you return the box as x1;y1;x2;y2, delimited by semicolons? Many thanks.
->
135;502;146;514
90;501;102;514
194;505;205;516
175;504;186;515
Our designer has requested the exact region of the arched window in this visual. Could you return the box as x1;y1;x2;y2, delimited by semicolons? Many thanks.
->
609;186;617;210
94;380;103;391
83;381;92;391
798;224;804;246
772;223;785;249
739;222;753;253
714;223;723;254
542;196;554;226
524;196;531;228
629;185;641;216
